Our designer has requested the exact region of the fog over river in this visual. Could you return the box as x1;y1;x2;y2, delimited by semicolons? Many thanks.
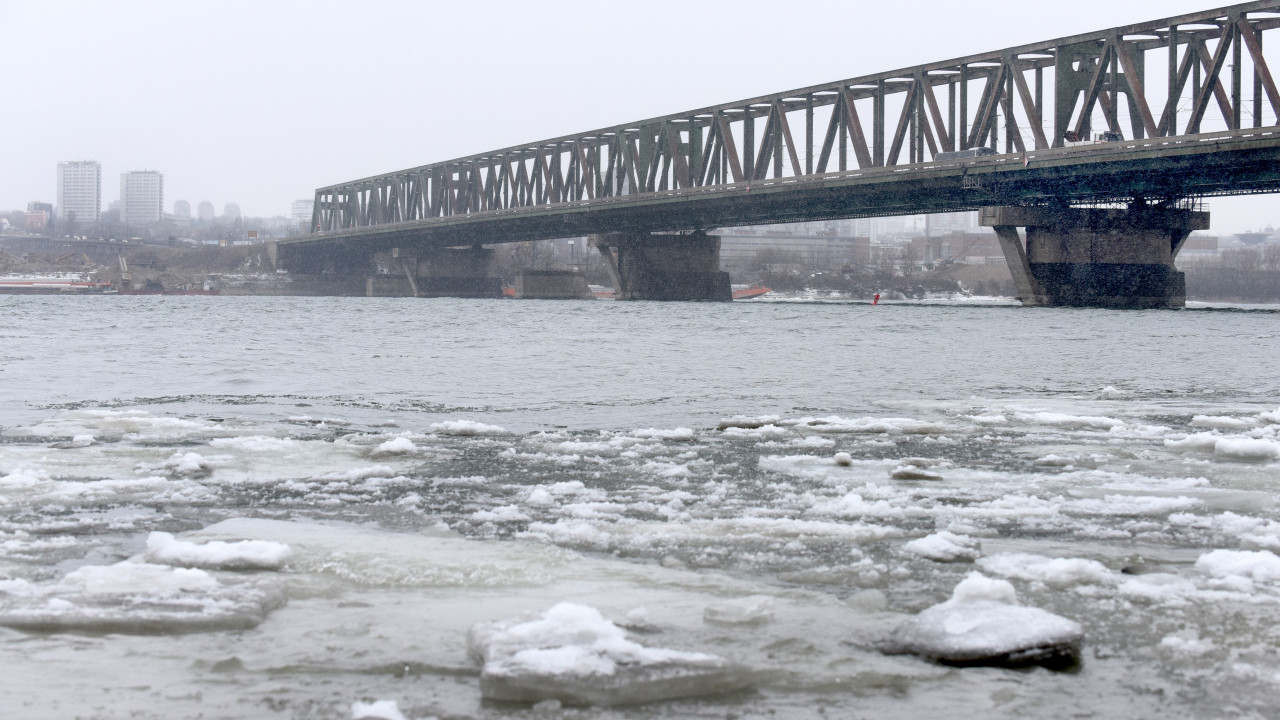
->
2;295;1280;719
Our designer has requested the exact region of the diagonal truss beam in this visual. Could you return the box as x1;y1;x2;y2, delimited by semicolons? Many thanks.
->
311;1;1280;232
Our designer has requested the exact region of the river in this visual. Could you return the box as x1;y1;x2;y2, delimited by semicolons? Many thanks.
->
2;294;1279;719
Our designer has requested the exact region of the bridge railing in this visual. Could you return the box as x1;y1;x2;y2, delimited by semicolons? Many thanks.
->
312;1;1280;234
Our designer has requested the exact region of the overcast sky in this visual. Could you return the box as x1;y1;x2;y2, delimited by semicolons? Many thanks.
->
2;0;1275;232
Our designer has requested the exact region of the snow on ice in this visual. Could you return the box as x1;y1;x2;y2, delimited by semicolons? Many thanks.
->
429;420;508;436
886;573;1083;669
145;531;293;570
468;602;751;706
0;560;285;633
903;531;982;562
371;436;418;456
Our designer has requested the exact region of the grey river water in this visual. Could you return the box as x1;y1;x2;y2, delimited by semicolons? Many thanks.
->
2;294;1280;719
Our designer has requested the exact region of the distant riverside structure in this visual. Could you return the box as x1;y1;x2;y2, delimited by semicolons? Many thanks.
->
291;199;314;228
197;201;215;221
223;202;241;220
56;160;101;224
26;201;53;231
120;170;164;226
173;199;191;219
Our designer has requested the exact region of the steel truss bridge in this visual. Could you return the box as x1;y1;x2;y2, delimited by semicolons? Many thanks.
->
286;1;1280;260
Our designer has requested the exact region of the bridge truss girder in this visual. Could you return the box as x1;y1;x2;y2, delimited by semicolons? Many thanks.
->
309;2;1280;237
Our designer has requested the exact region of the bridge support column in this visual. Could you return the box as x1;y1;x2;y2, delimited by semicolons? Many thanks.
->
514;269;594;299
589;231;732;301
980;205;1209;308
368;245;503;298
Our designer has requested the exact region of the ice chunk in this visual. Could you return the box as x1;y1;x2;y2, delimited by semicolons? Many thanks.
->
351;700;408;720
430;420;508;436
717;414;781;430
904;531;981;562
950;573;1018;604
1164;432;1222;453
721;424;791;440
1213;438;1280;461
703;595;774;625
890;464;943;480
1165;433;1280;460
0;561;285;634
145;531;293;571
164;451;212;477
371;437;417;456
1159;632;1214;657
798;416;951;435
631;427;696;441
977;553;1114;587
1014;412;1123;430
470;505;531;523
468;602;751;706
1195;549;1280;583
1190;415;1257;430
886;573;1082;669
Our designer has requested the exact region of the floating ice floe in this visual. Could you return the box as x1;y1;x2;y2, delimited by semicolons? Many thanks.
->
720;424;791;440
796;415;951;435
351;699;409;720
1190;415;1258;430
903;531;981;562
1014;411;1124;431
49;433;96;449
890;464;943;481
704;595;774;625
145;531;293;570
630;427;696;441
717;414;781;430
885;573;1083;669
371;436;418;456
468;602;751;706
163;451;212;477
1195;549;1280;587
1165;432;1280;460
0;561;285;634
429;420;508;436
977;553;1113;588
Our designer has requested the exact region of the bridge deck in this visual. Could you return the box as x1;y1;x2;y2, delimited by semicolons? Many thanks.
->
281;127;1280;256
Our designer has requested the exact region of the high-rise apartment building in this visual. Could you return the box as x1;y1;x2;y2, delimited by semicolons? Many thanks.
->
120;171;164;226
223;202;241;220
197;201;215;221
57;161;101;224
173;199;191;219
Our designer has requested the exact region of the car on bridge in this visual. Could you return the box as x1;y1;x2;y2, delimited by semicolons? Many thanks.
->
934;146;998;161
1063;130;1124;146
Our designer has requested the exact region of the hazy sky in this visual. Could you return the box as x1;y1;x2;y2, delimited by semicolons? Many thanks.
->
3;0;1275;232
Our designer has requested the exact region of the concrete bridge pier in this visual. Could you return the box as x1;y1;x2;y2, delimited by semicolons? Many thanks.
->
980;205;1209;309
367;245;503;298
514;269;594;299
589;231;732;301
273;240;372;278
